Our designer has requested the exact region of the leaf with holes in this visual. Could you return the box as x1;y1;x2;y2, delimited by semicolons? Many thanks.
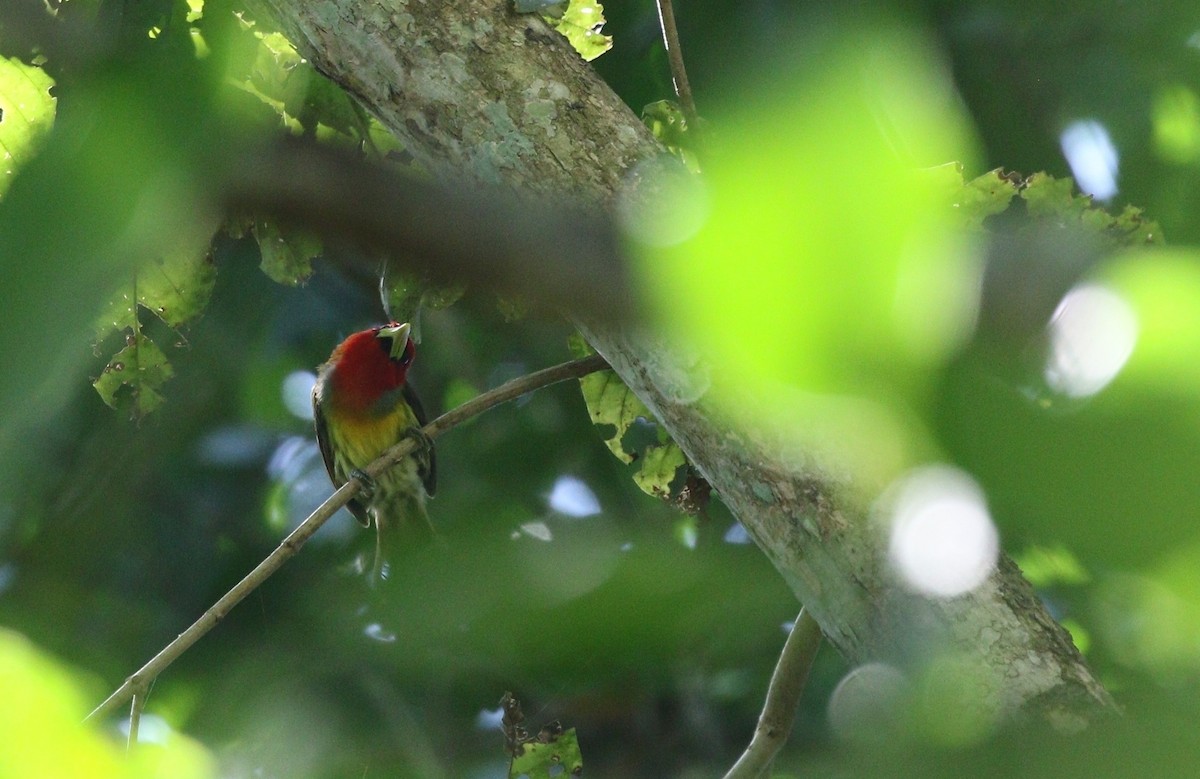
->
632;442;687;499
254;219;320;285
93;334;175;418
509;727;583;779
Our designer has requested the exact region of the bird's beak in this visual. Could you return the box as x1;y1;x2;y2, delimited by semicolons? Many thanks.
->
377;322;412;359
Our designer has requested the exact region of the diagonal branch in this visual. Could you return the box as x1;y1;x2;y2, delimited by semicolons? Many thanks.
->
723;609;823;779
86;353;611;725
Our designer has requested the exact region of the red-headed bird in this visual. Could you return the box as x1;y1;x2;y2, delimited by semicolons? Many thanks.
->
312;322;436;580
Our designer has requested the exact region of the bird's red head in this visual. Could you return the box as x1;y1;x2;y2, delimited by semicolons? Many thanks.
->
325;322;416;414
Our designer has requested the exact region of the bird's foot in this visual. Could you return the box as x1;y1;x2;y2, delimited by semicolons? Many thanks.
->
350;469;377;501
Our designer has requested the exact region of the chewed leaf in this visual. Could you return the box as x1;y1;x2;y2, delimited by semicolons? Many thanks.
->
948;166;1020;227
569;333;699;505
576;362;653;464
509;727;583;779
633;442;687;499
93;334;175;419
254;219;320;285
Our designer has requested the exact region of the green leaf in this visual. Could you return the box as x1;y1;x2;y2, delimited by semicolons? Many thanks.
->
93;333;175;418
948;166;1020;228
1013;544;1091;588
509;727;583;779
0;56;56;197
1018;172;1163;247
254;219;320;285
574;360;652;465
94;248;217;341
1152;83;1200;164
569;333;694;504
1021;171;1087;219
381;265;466;340
632;442;686;499
550;0;612;62
642;100;700;173
496;295;528;322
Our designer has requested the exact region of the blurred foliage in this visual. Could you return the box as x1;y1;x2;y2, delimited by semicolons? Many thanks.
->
4;1;1200;778
0;629;214;778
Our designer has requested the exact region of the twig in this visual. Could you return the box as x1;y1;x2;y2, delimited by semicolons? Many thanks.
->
654;0;698;129
85;353;612;724
722;609;822;779
127;692;143;752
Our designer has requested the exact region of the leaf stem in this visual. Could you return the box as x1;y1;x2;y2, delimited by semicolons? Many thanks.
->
85;353;611;724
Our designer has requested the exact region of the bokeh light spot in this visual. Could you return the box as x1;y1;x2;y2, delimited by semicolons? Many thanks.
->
548;475;601;517
828;662;911;745
1044;283;1138;399
884;466;999;598
1060;120;1119;201
282;370;317;420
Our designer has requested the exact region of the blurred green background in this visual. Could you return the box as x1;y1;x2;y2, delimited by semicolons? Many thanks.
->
5;0;1200;777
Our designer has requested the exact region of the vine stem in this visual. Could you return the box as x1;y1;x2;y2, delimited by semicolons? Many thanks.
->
655;0;699;129
85;353;611;724
722;609;822;779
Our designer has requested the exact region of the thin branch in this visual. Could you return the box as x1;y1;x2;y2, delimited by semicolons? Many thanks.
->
126;692;144;752
722;609;822;779
655;0;699;129
85;353;612;724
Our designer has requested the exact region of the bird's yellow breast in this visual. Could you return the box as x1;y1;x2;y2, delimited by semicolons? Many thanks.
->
326;401;421;474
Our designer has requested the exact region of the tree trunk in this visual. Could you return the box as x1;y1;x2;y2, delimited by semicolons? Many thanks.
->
243;0;1114;726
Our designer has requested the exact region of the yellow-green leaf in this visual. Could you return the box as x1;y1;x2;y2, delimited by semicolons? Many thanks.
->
0;56;56;197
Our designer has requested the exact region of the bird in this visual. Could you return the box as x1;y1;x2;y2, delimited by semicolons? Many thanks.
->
311;321;436;581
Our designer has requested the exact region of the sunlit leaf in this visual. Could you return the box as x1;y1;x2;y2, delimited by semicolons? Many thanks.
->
569;341;652;465
632;441;686;499
944;166;1020;228
1152;83;1200;164
0;56;56;197
1013;544;1090;588
519;0;611;62
555;0;612;61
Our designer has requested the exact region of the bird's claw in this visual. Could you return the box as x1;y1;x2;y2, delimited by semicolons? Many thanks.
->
403;426;434;456
350;469;377;500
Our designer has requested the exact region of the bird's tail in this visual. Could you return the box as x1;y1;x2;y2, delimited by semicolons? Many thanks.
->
371;491;434;583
